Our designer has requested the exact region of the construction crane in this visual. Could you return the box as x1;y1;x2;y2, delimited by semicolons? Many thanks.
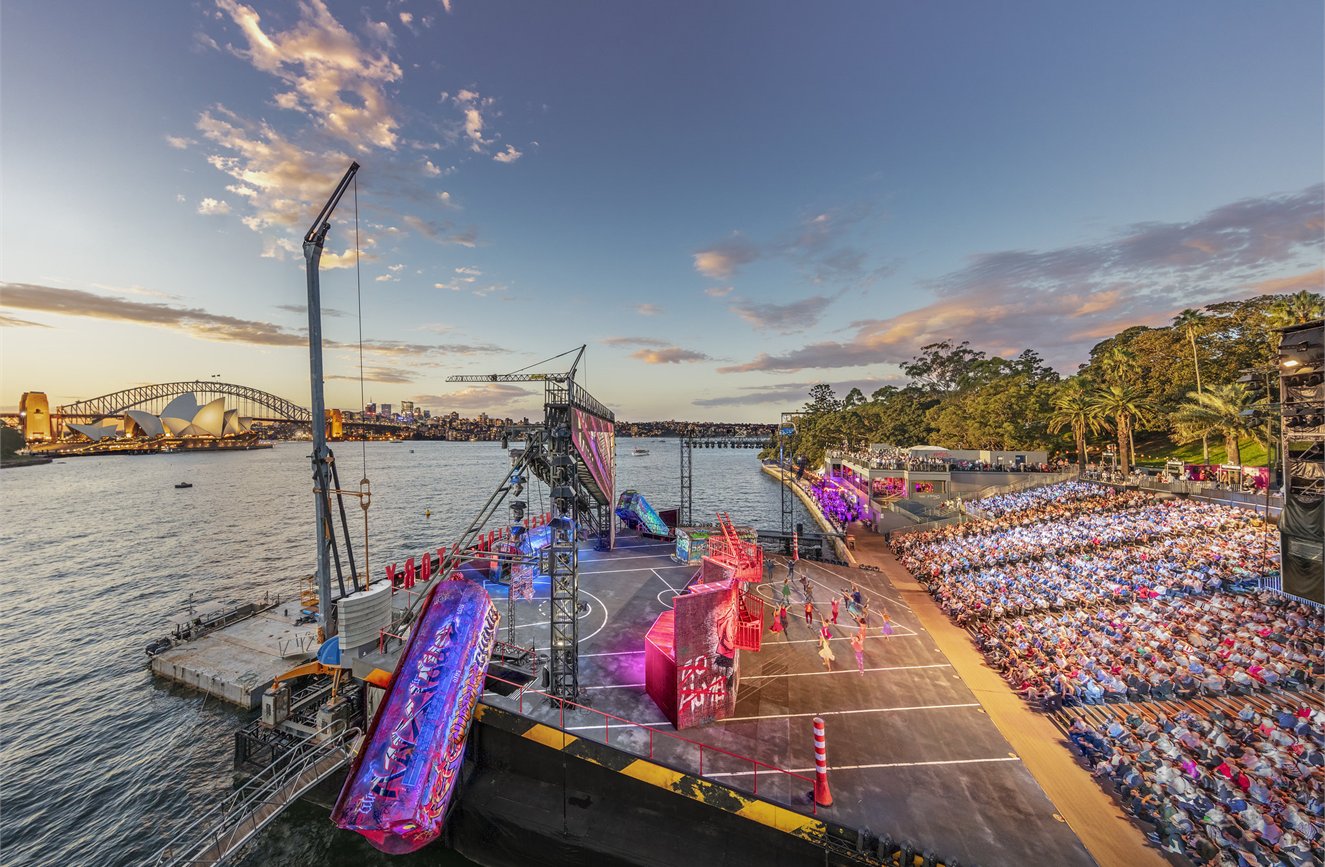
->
445;344;586;385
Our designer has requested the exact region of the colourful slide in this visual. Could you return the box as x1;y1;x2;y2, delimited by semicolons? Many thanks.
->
616;489;670;537
332;580;499;854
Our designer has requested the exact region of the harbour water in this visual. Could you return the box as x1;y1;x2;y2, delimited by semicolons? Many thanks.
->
0;439;812;867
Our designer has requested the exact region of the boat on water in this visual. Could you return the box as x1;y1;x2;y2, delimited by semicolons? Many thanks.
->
174;482;192;489
632;447;650;456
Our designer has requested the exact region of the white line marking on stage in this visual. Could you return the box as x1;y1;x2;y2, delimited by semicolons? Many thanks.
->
564;720;671;731
741;663;951;680
705;756;1021;778
652;568;681;593
582;682;644;690
580;650;645;657
578;588;609;643
580;552;682;563
579;565;693;576
721;702;979;722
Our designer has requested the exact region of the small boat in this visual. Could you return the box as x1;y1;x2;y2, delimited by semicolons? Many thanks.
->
632;447;650;456
174;482;193;489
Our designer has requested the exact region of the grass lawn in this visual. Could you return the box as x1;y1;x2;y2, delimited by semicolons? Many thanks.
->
1110;433;1270;468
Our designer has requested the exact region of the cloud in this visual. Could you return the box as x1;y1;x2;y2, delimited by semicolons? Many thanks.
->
2;282;307;348
274;304;344;317
635;303;662;316
166;135;196;149
693;236;759;279
0;313;52;328
422;158;442;176
375;274;396;282
1;282;500;359
728;292;838;334
693;377;904;407
327;366;414;384
215;0;402;149
705;286;733;298
454;266;481;278
632;347;710;364
450;89;492;152
719;184;1325;373
493;144;522;163
399;12;413;25
197;197;232;215
414;383;536;410
602;336;668;347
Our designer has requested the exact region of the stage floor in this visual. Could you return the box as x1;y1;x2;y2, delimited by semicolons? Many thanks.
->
479;531;1093;867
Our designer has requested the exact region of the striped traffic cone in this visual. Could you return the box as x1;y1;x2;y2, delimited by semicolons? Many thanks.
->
812;716;832;807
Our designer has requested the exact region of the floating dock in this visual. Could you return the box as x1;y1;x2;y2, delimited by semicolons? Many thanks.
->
150;607;319;708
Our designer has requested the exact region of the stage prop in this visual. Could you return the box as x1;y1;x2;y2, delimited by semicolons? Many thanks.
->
332;580;500;853
615;489;672;538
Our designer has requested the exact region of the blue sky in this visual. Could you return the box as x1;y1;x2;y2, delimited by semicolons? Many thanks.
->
2;1;1322;421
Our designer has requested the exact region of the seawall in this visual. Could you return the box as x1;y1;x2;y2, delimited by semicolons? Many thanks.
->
759;464;854;565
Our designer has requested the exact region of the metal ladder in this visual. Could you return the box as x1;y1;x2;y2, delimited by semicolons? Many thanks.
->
153;727;361;867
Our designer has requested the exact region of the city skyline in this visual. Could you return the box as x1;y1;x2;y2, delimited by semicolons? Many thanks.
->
2;1;1322;422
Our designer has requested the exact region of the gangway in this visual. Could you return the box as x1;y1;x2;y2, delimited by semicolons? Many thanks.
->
154;727;361;867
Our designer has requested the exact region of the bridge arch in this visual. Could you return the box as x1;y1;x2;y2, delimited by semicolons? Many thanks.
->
56;381;311;422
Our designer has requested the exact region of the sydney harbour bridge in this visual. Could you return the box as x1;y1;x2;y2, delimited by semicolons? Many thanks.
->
7;380;408;435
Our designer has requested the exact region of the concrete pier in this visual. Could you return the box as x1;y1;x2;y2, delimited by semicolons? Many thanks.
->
151;608;319;708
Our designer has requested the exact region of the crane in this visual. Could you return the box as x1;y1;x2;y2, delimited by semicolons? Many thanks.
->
444;344;586;384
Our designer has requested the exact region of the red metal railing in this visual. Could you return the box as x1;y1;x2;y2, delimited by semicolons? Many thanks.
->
483;671;818;814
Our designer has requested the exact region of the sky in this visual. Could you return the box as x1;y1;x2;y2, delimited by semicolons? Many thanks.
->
1;1;1322;422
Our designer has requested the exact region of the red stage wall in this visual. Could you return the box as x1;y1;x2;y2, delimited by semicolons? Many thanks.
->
673;579;740;729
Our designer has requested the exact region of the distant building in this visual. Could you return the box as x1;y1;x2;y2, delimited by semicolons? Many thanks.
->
19;392;52;442
66;393;252;441
365;402;376;416
421;409;431;420
400;400;414;414
380;403;393;417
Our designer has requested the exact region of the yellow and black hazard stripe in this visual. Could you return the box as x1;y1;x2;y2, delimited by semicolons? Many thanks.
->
473;702;831;847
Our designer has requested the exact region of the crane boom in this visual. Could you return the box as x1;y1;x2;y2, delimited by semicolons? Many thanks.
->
444;345;586;383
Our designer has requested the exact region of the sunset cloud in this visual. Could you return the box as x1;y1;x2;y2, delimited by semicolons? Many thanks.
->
215;0;402;149
728;292;838;334
719;185;1325;373
635;303;663;316
492;144;522;163
631;346;710;364
414;383;536;410
693;236;760;279
693;376;904;407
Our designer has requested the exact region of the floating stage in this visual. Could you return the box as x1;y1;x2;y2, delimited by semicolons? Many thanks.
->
150;606;320;708
470;530;1093;867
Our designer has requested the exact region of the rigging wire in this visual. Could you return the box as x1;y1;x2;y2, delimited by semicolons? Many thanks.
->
505;346;579;377
353;173;371;582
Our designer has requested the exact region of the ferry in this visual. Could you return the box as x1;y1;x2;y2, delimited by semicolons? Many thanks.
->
632;446;650;456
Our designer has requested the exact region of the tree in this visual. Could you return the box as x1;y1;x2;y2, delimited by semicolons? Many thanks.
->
1267;290;1325;328
903;340;991;394
842;387;865;408
1089;384;1155;475
1170;382;1264;466
1048;378;1098;468
804;384;841;415
1172;308;1209;463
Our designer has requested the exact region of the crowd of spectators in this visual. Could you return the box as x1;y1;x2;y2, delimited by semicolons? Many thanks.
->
894;480;1323;864
828;446;1068;473
978;592;1322;708
1068;703;1322;864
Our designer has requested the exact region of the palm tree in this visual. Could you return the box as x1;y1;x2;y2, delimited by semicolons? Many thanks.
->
1172;308;1210;463
1170;382;1264;466
1089;384;1154;475
1099;345;1139;387
1048;378;1098;469
1267;290;1325;328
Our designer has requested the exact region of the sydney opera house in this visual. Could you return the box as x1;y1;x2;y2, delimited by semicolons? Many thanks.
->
67;393;253;442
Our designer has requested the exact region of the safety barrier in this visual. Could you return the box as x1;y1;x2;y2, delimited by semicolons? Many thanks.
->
483;671;819;811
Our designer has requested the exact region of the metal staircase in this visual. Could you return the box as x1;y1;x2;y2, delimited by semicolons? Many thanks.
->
154;728;361;867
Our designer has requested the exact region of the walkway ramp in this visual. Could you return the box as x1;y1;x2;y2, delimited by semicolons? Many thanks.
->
154;728;360;867
615;489;670;537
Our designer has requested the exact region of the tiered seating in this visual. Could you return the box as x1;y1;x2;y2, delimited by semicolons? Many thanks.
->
895;481;1323;864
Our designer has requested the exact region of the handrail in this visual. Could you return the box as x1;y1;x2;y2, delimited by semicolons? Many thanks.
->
154;727;361;867
482;672;818;813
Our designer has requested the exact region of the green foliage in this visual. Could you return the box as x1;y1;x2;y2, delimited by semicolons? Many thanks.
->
774;292;1317;469
1;426;26;459
1170;382;1265;467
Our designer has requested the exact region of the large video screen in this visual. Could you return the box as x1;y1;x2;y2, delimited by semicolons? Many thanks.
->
571;406;615;499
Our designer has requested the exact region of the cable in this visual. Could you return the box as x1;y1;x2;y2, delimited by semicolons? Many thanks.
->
505;346;579;376
353;175;366;475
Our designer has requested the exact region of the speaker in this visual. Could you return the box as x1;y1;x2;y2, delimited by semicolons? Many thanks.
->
1278;319;1324;604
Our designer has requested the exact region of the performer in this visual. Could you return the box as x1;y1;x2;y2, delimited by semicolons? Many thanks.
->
770;604;784;633
880;610;894;636
818;621;835;670
830;597;840;625
803;599;814;626
851;632;865;675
